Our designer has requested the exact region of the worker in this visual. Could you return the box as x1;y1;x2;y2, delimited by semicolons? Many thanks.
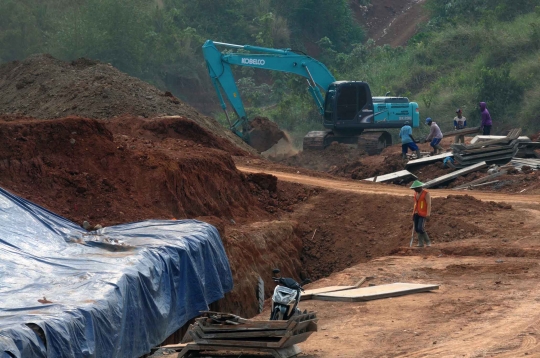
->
399;121;421;160
425;117;444;155
410;180;432;247
453;108;467;143
479;102;492;135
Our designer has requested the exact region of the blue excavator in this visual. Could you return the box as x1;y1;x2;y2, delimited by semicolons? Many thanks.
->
202;40;420;154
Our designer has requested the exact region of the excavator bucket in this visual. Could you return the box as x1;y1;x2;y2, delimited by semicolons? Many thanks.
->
247;117;287;153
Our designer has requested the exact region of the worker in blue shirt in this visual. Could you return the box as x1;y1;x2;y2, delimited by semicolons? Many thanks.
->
399;121;421;160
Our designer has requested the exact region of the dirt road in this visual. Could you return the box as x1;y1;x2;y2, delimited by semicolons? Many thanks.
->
237;166;540;204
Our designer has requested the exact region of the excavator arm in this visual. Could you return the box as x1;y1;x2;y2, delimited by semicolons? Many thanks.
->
202;40;336;140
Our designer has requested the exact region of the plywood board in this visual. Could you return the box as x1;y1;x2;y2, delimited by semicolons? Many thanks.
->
422;162;487;188
363;170;417;183
301;286;356;300
313;283;439;302
405;152;453;168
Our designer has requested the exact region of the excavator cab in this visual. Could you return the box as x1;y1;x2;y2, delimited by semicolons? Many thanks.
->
323;81;374;134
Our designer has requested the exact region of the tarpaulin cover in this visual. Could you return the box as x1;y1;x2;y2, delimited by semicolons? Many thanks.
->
0;187;233;358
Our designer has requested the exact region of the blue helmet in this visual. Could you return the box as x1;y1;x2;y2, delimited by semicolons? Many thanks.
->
425;117;432;124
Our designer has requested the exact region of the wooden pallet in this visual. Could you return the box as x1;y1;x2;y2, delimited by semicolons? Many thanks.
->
177;311;317;357
178;343;302;357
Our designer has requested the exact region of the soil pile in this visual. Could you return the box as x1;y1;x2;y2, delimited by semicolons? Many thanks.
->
297;191;511;280
247;116;286;153
279;142;366;173
104;115;246;156
429;195;511;243
329;154;403;179
0;115;260;227
0;54;253;153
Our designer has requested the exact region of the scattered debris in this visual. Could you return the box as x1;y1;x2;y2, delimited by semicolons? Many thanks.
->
453;170;507;190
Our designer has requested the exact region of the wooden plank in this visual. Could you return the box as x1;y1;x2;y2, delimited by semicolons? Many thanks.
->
471;135;531;144
191;335;287;348
405;152;453;168
455;147;518;166
453;170;507;190
354;277;367;288
161;343;188;350
459;140;518;155
199;317;291;330
422;162;487;189
279;331;316;348
195;327;290;339
291;320;318;334
177;343;302;358
313;283;439;302
363;170;417;183
454;147;516;161
442;126;481;137
301;286;356;300
460;128;521;150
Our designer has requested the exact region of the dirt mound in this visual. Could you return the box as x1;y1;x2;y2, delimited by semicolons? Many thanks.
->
297;192;511;280
279;142;366;173
429;195;511;242
247;116;286;153
104;115;247;156
0;115;260;227
329;154;403;179
0;54;253;153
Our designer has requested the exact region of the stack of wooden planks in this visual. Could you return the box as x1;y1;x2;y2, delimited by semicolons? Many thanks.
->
470;134;540;158
177;311;318;358
451;128;522;167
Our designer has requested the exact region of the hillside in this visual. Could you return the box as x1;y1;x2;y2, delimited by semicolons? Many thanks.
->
351;0;429;47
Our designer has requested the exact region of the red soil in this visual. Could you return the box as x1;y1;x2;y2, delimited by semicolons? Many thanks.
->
297;192;511;280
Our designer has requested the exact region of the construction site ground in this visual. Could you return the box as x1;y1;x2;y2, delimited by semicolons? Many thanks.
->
4;55;540;357
243;167;540;358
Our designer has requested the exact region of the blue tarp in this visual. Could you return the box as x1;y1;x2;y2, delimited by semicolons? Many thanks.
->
0;187;233;358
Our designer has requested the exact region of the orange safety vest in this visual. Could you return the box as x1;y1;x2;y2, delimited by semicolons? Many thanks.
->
413;190;429;217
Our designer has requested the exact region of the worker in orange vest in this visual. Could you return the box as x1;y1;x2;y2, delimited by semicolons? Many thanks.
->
410;180;432;247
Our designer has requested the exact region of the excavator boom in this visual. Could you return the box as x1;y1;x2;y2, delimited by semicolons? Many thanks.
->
203;40;335;141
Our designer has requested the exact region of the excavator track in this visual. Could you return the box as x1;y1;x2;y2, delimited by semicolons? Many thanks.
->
357;131;392;155
303;130;392;155
303;131;330;150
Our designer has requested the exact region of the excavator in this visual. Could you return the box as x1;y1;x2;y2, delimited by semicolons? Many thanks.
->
202;40;420;154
